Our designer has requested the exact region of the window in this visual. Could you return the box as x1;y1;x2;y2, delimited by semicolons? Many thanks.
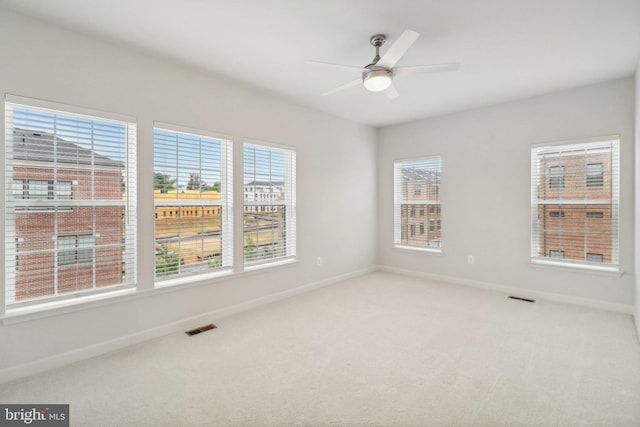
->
58;235;94;266
549;250;564;259
28;180;48;199
413;184;421;196
12;179;73;201
153;124;233;280
55;181;72;200
586;212;604;219
5;96;136;308
243;140;296;265
549;166;564;189
394;156;442;251
586;253;603;263
531;137;619;269
586;163;603;187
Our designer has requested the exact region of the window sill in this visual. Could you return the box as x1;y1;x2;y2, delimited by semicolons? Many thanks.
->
244;256;296;271
155;268;234;289
1;287;137;325
1;260;298;325
530;259;623;277
393;245;443;255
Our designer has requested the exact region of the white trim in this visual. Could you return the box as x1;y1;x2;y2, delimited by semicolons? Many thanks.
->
243;137;296;152
393;245;443;255
244;257;296;271
377;265;634;315
531;134;620;149
154;121;232;144
5;94;136;124
530;258;622;277
0;266;375;385
1;258;296;325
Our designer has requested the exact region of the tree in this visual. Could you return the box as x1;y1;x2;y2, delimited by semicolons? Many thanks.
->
154;172;176;194
244;236;257;261
207;256;221;268
155;245;181;276
187;173;204;190
205;181;221;192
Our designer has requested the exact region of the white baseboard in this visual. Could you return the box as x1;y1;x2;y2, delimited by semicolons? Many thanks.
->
0;266;375;385
377;265;634;315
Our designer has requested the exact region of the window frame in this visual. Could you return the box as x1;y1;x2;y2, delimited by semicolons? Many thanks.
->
4;95;137;312
530;136;619;272
243;139;297;267
152;122;234;284
393;156;442;253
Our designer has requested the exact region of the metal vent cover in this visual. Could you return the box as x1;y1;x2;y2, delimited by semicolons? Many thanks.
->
185;324;217;336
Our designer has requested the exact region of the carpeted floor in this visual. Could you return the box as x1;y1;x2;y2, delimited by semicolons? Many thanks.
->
1;272;639;426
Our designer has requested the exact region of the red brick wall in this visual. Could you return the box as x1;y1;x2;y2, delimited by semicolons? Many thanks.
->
14;166;124;301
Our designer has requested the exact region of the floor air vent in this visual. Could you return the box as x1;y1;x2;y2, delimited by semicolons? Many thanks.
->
508;296;535;303
185;324;217;336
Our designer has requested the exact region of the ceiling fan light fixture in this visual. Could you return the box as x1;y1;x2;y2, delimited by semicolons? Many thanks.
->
363;69;392;92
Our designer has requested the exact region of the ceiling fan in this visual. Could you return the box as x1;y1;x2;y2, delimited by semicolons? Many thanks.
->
310;29;460;100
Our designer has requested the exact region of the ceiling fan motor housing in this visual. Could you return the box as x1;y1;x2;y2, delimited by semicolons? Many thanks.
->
362;66;393;92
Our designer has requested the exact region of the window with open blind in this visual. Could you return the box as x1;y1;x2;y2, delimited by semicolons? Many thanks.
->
243;140;296;266
4;96;137;309
531;137;619;270
153;124;233;281
394;157;442;251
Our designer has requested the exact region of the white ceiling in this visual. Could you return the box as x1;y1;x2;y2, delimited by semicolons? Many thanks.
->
1;0;639;127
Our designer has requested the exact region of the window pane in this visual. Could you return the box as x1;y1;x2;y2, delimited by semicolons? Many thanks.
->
586;163;603;187
586;253;603;263
549;166;564;189
28;180;49;199
243;142;296;265
55;181;72;200
12;179;24;199
153;127;232;280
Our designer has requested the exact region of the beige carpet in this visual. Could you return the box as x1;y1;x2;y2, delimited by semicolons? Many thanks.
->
1;271;639;426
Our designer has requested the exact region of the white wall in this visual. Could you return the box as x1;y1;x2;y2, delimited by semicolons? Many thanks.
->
378;78;635;308
0;10;377;374
635;63;640;339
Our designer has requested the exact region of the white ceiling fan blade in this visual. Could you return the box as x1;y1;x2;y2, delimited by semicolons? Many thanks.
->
385;83;399;100
376;29;420;69
308;60;365;73
394;63;460;77
322;78;362;96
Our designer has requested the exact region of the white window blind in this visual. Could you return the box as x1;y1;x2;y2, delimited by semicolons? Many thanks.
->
531;137;619;269
243;140;296;265
394;157;442;250
153;124;233;281
5;97;137;309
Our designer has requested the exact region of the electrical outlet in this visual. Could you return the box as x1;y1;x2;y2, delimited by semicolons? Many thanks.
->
467;255;475;265
316;256;322;266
